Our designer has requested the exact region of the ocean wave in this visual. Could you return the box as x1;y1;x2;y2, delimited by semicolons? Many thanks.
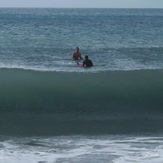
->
0;68;162;112
0;68;163;135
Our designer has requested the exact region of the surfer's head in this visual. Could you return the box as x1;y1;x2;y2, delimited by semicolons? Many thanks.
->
76;47;79;52
85;55;88;60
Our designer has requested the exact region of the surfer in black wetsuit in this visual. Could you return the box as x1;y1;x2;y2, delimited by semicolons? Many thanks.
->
83;55;93;67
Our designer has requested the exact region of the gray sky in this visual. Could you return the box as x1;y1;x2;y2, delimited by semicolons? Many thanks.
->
0;0;163;8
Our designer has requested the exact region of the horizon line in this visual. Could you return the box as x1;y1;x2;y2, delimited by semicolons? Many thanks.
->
0;7;163;9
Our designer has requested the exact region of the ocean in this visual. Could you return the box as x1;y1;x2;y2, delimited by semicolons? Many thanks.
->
0;8;163;163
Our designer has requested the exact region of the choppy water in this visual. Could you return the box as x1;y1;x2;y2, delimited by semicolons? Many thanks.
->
0;8;163;72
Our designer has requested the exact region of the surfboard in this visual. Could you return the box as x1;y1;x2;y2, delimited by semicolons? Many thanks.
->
76;62;83;67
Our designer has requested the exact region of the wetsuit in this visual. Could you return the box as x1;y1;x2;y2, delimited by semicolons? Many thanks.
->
83;59;93;67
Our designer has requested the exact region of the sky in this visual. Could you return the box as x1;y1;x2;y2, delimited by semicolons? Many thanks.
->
0;0;163;8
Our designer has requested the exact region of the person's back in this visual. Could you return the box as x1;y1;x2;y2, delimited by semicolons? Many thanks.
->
83;55;93;67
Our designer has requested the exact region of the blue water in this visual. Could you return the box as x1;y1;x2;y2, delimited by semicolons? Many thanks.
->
0;8;163;163
0;8;163;72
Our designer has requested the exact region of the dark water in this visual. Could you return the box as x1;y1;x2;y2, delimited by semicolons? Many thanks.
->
0;69;163;136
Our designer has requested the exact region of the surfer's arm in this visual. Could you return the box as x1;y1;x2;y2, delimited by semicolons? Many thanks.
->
72;52;75;60
83;60;86;67
79;52;83;60
79;56;83;60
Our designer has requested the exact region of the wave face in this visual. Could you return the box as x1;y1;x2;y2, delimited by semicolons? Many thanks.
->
0;69;163;136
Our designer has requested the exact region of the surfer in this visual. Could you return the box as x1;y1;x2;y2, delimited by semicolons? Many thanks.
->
83;55;93;67
72;47;83;60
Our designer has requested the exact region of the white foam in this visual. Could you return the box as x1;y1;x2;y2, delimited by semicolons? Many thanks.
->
0;135;163;163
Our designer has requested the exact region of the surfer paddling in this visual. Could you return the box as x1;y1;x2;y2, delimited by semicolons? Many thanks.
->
72;47;83;60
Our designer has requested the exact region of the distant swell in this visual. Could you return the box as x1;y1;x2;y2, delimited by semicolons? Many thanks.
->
0;68;163;136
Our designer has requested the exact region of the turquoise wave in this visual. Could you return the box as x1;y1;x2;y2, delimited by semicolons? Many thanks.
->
0;68;163;135
0;68;162;113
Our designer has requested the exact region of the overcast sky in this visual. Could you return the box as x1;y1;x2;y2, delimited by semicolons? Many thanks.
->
0;0;163;8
